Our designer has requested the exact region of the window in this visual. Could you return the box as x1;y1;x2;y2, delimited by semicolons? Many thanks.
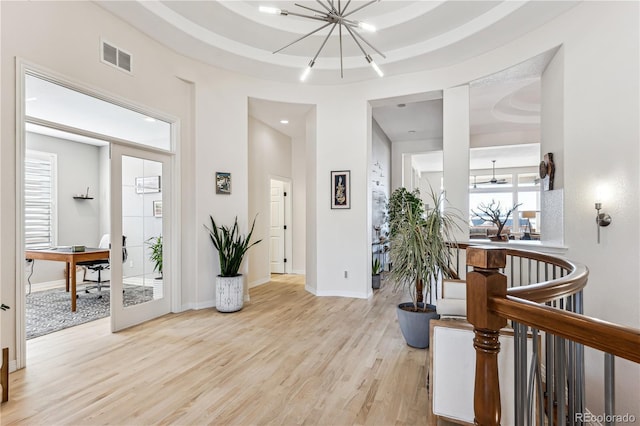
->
24;150;57;249
469;169;540;239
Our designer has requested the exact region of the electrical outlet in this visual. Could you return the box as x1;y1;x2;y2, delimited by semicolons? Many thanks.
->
344;270;348;278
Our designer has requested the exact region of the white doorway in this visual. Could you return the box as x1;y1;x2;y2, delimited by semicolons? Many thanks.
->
16;64;178;368
269;178;292;274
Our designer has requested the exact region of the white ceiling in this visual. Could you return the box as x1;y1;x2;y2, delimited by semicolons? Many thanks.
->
26;1;567;170
248;98;314;138
96;0;578;85
25;74;171;148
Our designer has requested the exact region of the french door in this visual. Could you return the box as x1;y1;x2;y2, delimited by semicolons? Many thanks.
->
110;144;172;331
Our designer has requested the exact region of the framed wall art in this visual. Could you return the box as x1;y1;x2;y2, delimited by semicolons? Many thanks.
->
135;176;161;194
331;170;350;209
216;172;231;194
153;200;162;217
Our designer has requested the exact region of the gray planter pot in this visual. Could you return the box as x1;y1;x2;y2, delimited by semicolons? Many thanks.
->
216;275;244;313
372;274;381;289
396;302;439;348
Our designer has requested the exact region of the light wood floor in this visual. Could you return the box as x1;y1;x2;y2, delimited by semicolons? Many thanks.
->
2;274;455;425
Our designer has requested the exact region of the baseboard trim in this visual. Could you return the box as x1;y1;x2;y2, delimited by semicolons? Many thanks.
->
304;284;317;295
291;269;305;275
185;300;215;310
314;289;368;299
9;359;18;373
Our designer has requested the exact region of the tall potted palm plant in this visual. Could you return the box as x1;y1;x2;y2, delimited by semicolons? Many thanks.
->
388;186;461;348
205;215;261;312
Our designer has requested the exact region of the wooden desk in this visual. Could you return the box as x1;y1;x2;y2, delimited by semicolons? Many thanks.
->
25;248;110;312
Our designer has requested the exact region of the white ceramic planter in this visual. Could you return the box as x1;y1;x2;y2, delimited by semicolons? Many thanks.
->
215;275;244;312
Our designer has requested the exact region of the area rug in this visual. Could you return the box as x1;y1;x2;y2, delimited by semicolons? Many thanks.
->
26;285;154;340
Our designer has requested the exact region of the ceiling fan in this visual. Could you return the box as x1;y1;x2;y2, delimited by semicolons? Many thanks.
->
476;160;507;185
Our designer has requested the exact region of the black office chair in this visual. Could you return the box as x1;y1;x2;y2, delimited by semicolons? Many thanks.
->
77;234;127;298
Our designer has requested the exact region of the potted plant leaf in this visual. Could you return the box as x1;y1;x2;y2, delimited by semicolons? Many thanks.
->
471;200;521;241
204;215;261;312
146;235;163;279
372;257;382;289
388;186;461;348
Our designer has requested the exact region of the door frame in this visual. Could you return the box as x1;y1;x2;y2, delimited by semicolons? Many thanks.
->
14;60;181;368
269;176;293;274
109;145;174;331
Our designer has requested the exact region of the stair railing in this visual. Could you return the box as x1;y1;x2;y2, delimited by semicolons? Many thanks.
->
462;245;640;426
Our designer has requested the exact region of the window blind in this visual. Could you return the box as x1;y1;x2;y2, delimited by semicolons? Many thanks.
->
25;152;57;249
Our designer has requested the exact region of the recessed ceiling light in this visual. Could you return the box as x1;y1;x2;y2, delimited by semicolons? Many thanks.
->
144;117;156;122
26;97;38;102
280;120;289;124
408;130;416;134
397;103;406;108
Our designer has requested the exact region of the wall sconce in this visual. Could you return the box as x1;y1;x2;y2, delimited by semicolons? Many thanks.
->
595;202;612;243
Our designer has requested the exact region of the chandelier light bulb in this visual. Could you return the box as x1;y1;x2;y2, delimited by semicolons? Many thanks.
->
300;61;315;82
370;61;384;77
259;6;282;15
357;21;376;32
366;55;384;77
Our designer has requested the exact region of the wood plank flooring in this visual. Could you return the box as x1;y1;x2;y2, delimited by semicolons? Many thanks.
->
1;274;452;425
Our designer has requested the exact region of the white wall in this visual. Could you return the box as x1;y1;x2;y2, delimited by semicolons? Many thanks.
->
471;130;540;148
419;171;443;198
371;119;391;238
556;2;639;415
248;116;292;287
26;132;102;284
291;129;307;275
391;139;443;190
1;0;638;415
443;86;470;242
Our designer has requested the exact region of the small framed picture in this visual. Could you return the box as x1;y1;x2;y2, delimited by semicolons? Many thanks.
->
135;176;161;194
153;200;162;217
216;172;231;194
331;170;350;209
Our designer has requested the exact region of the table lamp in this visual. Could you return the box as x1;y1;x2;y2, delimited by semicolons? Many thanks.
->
521;211;536;240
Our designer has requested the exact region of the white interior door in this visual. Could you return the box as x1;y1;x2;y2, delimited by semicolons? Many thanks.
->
270;180;285;274
110;144;171;331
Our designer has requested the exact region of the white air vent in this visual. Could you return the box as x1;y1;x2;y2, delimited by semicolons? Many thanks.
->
100;39;132;73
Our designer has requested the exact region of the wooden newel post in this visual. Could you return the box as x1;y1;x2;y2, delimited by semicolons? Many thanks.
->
466;246;507;426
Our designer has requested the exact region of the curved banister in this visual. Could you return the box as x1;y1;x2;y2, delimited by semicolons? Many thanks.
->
489;296;640;364
507;261;588;303
450;242;589;302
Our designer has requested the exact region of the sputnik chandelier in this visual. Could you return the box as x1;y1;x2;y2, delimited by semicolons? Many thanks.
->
259;0;385;81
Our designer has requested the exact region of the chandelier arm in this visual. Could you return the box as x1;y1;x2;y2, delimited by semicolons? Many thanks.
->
342;0;378;18
311;23;338;62
343;24;369;57
348;27;386;59
339;23;344;78
294;3;330;17
341;0;353;15
272;22;333;54
285;11;330;22
315;0;333;14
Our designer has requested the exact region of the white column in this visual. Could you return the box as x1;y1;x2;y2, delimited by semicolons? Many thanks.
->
443;86;470;241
